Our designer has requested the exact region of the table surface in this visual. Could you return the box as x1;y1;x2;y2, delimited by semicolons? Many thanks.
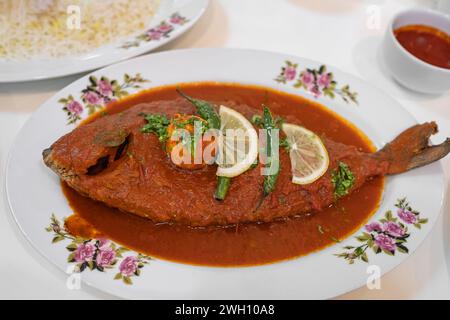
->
1;0;449;300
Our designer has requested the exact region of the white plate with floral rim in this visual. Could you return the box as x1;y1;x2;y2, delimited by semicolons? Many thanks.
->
0;0;208;83
5;48;446;299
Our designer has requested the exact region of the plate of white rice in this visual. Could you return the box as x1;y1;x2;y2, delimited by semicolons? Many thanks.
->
0;0;208;82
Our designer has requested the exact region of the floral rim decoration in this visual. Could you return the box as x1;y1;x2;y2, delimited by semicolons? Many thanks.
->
46;214;152;285
52;57;426;283
58;73;149;125
275;61;358;104
121;13;189;49
336;198;427;264
45;198;427;287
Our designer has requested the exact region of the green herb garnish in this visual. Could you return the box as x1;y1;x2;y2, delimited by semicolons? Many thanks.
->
140;113;170;142
251;114;263;127
252;113;284;128
279;137;291;152
331;161;355;198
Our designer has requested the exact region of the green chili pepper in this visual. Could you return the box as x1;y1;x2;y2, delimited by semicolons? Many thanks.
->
177;88;231;200
214;176;231;201
176;89;220;130
261;105;280;196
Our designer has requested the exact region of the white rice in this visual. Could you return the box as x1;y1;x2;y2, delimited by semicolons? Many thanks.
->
0;0;161;60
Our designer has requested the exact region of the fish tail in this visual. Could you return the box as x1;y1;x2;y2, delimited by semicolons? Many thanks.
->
375;122;450;174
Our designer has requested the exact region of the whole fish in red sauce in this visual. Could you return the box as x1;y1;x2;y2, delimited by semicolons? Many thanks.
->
43;95;450;227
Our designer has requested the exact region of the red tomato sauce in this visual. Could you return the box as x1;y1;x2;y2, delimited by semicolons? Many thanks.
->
394;24;450;69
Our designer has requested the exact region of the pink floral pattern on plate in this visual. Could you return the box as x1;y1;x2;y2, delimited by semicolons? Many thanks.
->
58;73;149;125
121;13;189;49
275;61;358;104
46;214;152;285
336;198;427;264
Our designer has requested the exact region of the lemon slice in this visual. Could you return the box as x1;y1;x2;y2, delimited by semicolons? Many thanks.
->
282;123;329;185
216;105;258;177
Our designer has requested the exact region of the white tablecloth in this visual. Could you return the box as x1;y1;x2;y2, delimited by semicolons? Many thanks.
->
1;0;449;299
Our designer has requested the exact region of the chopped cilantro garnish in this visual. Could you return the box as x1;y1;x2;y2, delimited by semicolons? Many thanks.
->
331;161;355;198
279;138;291;152
140;113;170;142
251;114;263;127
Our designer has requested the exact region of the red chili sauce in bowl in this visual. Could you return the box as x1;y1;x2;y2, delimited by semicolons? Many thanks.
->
394;24;450;69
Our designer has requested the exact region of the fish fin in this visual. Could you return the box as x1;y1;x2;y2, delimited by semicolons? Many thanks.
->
375;122;450;174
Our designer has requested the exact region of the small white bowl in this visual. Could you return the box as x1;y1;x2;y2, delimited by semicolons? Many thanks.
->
382;8;450;94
